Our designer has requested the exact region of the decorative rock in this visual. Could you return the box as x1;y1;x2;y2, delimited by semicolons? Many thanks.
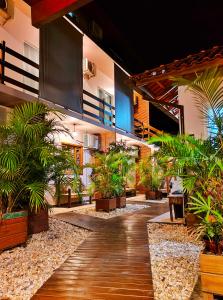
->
74;203;148;219
147;223;204;300
0;218;89;299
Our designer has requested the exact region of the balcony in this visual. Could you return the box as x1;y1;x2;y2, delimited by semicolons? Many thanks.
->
0;40;158;140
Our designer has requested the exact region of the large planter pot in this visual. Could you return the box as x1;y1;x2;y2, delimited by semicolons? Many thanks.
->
200;253;223;299
0;211;28;251
145;190;161;200
28;208;49;234
116;196;126;208
95;198;116;212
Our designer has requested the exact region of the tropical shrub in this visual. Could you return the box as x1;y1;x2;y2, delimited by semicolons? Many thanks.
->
0;101;80;214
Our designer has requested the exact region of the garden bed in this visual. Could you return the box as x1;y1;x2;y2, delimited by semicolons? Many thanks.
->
0;218;89;300
73;203;148;219
147;223;203;300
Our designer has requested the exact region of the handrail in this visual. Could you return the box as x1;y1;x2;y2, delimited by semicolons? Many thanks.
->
0;43;39;69
83;89;115;110
0;40;39;95
83;89;115;127
133;117;163;139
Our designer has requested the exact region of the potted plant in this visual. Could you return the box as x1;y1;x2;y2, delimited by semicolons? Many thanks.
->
149;67;223;298
138;156;163;200
49;150;83;207
188;185;223;299
0;101;75;239
88;151;120;212
109;142;135;208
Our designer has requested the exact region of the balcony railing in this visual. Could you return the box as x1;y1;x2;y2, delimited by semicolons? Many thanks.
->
0;41;39;95
83;89;115;127
0;40;161;139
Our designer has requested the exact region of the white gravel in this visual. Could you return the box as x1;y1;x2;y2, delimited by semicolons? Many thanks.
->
74;203;149;219
0;218;90;300
148;223;203;300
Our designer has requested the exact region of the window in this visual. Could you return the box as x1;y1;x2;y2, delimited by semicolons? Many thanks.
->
98;88;113;126
23;42;39;94
62;144;83;167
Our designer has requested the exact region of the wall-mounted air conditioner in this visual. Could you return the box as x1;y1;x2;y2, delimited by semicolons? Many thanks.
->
83;58;96;79
83;133;99;149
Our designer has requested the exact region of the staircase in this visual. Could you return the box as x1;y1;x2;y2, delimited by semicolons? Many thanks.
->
134;118;162;140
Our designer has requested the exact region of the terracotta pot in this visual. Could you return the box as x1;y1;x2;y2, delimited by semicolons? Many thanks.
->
0;211;28;251
95;198;116;212
116;196;126;208
28;208;49;234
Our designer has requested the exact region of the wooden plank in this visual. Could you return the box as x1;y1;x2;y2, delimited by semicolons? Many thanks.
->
26;0;93;27
200;253;223;274
32;203;169;299
201;272;223;295
0;220;27;238
0;232;27;250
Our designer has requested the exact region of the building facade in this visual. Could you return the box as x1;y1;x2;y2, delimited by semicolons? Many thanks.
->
0;0;164;203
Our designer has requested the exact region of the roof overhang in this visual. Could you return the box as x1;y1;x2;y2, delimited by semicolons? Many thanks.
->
23;0;93;27
128;45;223;126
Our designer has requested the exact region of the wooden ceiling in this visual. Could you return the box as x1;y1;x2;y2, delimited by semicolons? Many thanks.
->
23;0;93;27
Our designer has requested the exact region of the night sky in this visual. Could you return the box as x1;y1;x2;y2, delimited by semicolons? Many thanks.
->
80;0;223;74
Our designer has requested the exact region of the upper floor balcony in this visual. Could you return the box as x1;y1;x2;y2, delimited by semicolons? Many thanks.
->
0;39;159;141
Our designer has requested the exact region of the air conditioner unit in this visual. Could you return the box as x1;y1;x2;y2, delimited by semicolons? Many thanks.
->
0;105;10;124
83;58;96;79
83;133;99;149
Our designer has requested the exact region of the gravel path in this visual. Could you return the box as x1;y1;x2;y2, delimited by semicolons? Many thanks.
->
148;223;203;300
74;203;148;219
0;218;90;300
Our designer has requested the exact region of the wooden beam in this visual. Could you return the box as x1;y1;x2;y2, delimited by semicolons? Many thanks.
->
25;0;93;27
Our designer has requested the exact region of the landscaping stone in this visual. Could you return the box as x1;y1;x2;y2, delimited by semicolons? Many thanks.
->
74;203;148;219
147;223;204;300
0;218;89;300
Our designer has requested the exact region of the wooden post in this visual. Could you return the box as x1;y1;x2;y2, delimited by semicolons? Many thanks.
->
1;41;6;84
179;105;185;134
67;188;71;208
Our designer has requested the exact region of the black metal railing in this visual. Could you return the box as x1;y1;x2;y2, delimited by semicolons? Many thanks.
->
83;89;115;127
0;40;39;95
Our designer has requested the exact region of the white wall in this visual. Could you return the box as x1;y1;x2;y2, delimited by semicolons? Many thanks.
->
178;86;208;139
83;36;115;122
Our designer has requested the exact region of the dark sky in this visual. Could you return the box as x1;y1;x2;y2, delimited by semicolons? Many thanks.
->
80;0;223;74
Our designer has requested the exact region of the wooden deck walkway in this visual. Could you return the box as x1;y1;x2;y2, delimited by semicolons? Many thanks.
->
32;202;168;300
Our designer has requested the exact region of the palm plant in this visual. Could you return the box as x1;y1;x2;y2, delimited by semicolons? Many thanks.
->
138;156;163;191
173;67;223;146
48;149;83;205
88;148;135;199
149;134;220;194
0;101;75;214
108;142;135;197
